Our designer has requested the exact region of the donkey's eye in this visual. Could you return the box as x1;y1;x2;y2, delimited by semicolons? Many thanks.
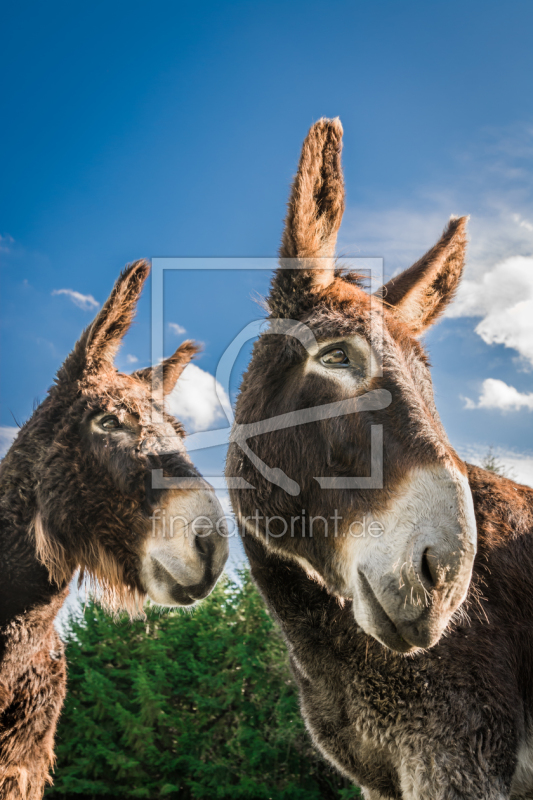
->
321;348;350;367
100;415;122;431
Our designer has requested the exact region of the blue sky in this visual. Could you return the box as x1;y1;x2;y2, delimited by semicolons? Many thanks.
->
2;0;533;505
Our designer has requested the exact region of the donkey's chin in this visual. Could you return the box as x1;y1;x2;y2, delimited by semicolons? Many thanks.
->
355;605;446;655
353;570;463;654
353;572;420;654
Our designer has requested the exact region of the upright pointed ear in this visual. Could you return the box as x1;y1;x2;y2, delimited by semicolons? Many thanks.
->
84;259;150;369
269;118;345;318
376;216;468;336
57;259;150;383
133;340;200;396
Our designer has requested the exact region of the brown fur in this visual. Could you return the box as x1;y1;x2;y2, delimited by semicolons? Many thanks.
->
241;467;533;799
0;261;213;797
227;119;533;798
0;594;67;800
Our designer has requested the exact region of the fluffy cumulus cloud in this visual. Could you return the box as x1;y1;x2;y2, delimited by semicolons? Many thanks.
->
0;426;19;458
464;379;533;411
52;289;100;310
166;363;229;433
449;255;533;366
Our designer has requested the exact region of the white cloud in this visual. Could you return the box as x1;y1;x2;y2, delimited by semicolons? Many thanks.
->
126;354;139;364
464;378;533;412
166;363;229;433
448;255;533;366
52;289;100;311
169;322;186;335
0;426;19;458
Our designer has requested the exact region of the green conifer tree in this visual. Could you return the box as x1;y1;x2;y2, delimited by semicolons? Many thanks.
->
47;572;360;799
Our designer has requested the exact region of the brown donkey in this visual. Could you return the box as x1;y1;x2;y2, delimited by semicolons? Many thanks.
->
227;119;533;798
0;260;228;799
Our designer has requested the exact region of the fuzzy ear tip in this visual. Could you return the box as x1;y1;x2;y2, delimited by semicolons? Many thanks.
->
131;258;151;279
311;116;343;138
449;214;470;229
179;339;202;357
120;258;151;286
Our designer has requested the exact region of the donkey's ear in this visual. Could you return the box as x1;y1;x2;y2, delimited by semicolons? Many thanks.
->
376;216;468;336
84;259;150;370
58;260;150;383
133;340;200;396
269;118;345;317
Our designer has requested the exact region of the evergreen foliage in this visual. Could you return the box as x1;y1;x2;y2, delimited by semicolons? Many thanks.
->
47;572;360;799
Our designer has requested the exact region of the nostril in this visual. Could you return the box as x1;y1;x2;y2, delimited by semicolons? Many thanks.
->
194;532;212;559
420;548;438;589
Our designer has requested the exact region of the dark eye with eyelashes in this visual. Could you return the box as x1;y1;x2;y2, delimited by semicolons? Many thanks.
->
100;415;122;431
320;347;351;367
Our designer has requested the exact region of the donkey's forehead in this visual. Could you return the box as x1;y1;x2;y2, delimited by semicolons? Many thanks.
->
257;276;428;374
81;374;186;436
317;276;371;309
312;279;430;360
294;282;378;345
82;371;152;414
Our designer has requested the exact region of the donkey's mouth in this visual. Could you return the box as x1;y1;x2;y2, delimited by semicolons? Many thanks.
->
148;555;194;605
148;554;220;606
356;571;419;654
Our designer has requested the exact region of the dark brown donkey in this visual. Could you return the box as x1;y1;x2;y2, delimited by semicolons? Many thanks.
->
0;260;228;799
227;119;533;799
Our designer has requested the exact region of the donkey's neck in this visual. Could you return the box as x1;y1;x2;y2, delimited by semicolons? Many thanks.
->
0;505;68;630
0;414;72;632
0;508;70;693
0;520;63;631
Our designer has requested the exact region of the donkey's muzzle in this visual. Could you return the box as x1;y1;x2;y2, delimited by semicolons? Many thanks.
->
140;489;229;606
350;464;477;652
355;532;476;652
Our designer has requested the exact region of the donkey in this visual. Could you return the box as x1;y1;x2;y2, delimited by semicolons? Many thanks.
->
0;260;228;799
227;119;533;799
